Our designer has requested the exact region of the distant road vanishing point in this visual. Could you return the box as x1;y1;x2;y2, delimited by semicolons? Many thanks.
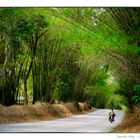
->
0;109;125;133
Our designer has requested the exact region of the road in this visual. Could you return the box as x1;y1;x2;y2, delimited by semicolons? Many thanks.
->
0;109;125;133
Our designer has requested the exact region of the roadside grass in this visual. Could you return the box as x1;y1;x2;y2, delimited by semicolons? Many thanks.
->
112;107;140;133
0;102;95;124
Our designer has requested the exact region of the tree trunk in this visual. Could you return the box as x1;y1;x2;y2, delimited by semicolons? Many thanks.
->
24;80;28;105
32;61;38;104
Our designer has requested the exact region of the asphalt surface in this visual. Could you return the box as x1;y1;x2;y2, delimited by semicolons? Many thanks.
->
0;109;125;133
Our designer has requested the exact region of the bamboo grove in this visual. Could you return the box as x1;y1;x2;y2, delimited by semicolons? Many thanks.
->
0;8;140;109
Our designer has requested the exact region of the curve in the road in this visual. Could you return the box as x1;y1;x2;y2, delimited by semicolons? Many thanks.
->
0;109;125;133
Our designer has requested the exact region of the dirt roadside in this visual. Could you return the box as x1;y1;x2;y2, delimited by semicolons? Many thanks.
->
0;102;96;124
112;107;140;133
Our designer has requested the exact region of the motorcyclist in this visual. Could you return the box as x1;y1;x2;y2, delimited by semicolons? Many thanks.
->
109;109;116;123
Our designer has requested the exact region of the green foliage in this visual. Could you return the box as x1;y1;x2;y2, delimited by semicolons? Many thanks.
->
57;69;70;102
0;8;140;108
131;95;140;105
57;82;70;101
133;84;140;92
105;95;128;110
84;86;107;108
131;84;140;105
16;14;48;40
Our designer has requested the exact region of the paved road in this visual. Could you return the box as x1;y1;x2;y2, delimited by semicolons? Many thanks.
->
0;109;125;133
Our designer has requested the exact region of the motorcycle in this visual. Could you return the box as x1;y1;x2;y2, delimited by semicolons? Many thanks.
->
109;111;116;123
110;116;115;123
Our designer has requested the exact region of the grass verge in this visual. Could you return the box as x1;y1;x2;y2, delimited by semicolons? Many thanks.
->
0;102;95;124
112;107;140;133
